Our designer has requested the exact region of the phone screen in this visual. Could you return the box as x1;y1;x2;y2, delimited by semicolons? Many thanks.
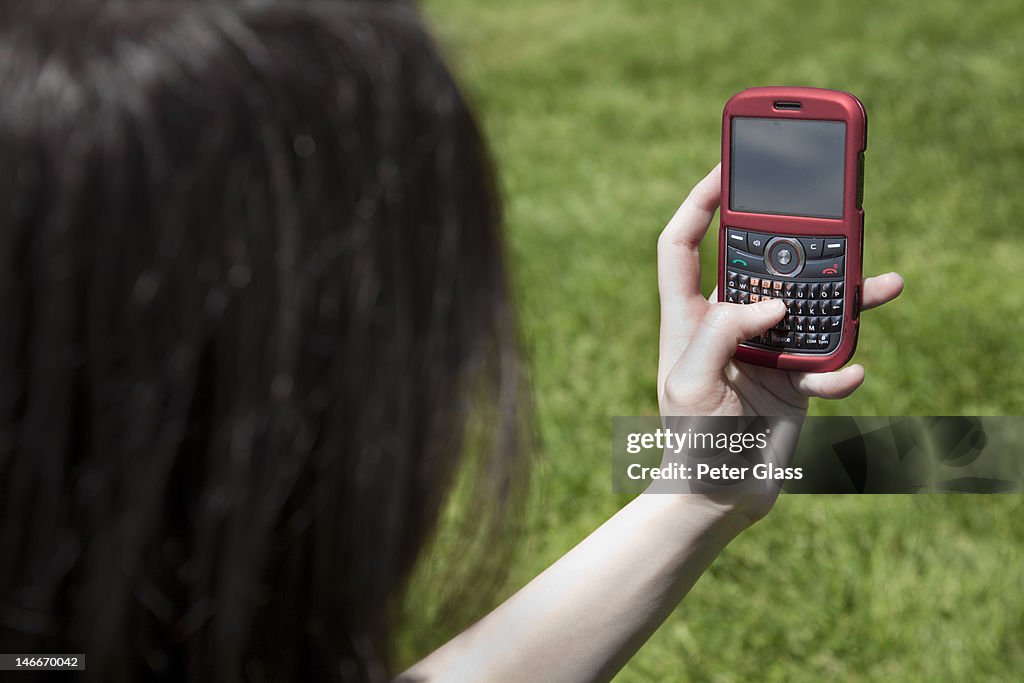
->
730;117;846;219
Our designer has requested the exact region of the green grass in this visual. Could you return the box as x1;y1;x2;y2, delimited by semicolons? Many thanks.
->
400;0;1024;679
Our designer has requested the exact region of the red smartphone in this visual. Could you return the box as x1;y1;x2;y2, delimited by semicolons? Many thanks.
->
719;86;866;372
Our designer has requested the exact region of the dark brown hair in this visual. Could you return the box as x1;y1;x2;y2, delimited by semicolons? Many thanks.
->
0;1;527;680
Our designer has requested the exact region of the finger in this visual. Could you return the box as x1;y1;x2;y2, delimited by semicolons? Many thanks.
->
658;166;721;393
658;164;721;321
675;299;787;382
659;164;722;253
790;364;865;399
861;272;904;311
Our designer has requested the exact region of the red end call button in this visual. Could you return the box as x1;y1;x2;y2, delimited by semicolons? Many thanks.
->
801;256;845;278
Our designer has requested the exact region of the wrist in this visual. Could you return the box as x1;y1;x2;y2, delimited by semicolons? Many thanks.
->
639;488;757;541
685;492;773;531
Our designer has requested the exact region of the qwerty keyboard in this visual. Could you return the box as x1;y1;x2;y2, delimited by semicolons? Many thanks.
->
724;228;847;354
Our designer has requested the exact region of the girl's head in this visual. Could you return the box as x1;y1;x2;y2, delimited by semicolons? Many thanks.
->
0;2;525;679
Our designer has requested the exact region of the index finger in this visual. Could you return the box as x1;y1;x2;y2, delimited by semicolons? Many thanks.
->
657;164;721;311
657;165;721;391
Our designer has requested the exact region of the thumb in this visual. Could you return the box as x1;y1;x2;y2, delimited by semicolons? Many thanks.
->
675;299;786;380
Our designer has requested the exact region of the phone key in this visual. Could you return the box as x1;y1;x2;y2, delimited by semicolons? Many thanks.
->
796;300;809;316
816;334;833;350
750;293;760;303
831;282;844;299
806;317;818;333
771;331;795;347
802;256;845;278
750;277;760;288
773;280;783;292
726;290;738;303
822;239;846;258
808;282;820;299
829;316;842;331
792;316;806;333
727;229;748;251
796;283;808;299
828;300;843;315
747;233;768;255
807;300;821;316
726;247;767;275
819;284;831;300
794;333;806;349
738;274;749;291
783;282;796;297
799;237;824;258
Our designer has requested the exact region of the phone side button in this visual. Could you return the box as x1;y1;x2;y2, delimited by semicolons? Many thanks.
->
856;152;865;209
853;286;861;320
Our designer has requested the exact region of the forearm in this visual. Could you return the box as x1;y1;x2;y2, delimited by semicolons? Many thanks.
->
402;493;749;683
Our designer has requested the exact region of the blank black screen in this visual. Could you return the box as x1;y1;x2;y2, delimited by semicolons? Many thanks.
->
730;117;846;218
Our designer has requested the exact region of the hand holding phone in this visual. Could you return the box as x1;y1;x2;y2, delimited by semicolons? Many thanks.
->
719;87;866;372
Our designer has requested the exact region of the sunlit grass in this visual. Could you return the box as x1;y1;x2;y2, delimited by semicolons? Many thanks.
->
401;0;1024;679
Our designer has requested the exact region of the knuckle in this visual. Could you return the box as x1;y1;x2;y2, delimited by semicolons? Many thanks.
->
703;303;735;331
656;229;670;253
656;227;680;254
662;377;696;411
657;220;700;254
662;373;715;415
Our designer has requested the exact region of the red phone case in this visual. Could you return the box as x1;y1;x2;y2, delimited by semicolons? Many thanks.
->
719;86;866;372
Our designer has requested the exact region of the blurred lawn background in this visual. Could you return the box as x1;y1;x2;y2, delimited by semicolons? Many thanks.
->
401;0;1024;679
